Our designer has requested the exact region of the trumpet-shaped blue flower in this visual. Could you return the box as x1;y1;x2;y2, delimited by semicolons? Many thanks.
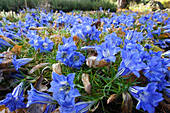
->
29;35;44;50
129;83;164;113
104;32;122;46
125;30;145;42
95;41;121;63
138;16;148;24
56;37;77;66
0;28;13;48
142;51;169;82
48;72;80;102
115;50;147;78
70;24;101;41
27;84;57;113
75;101;95;113
68;51;85;69
40;37;54;53
27;84;57;106
12;55;33;72
0;82;26;111
59;99;95;113
123;39;144;53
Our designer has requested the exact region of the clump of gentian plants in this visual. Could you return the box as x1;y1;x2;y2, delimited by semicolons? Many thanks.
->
0;7;170;113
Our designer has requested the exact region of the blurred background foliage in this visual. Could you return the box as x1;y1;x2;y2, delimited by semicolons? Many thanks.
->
0;0;169;13
0;0;117;12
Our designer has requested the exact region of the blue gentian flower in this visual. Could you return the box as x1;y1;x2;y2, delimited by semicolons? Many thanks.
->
27;84;57;113
58;96;76;113
90;25;101;41
125;30;145;42
56;37;77;66
48;72;80;113
26;30;37;39
62;37;74;45
142;51;168;82
0;82;26;111
27;84;57;107
104;32;122;46
48;72;80;102
12;55;33;72
129;83;164;113
70;24;101;41
75;101;95;113
59;100;95;113
138;16;147;24
29;35;44;51
0;28;13;48
95;41;121;63
123;39;144;53
68;51;85;69
70;25;86;41
40;37;54;53
115;50;147;78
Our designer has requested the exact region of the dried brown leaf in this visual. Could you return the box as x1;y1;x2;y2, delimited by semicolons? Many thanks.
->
86;56;110;68
11;45;22;54
1;59;13;64
34;75;43;91
97;59;110;67
115;27;126;37
52;62;62;75
39;85;48;92
82;73;91;94
0;105;10;113
0;35;16;45
73;35;79;42
29;63;50;74
29;27;47;30
122;92;133;113
107;94;117;104
0;59;13;69
50;35;62;44
158;33;169;39
15;108;27;113
168;67;170;71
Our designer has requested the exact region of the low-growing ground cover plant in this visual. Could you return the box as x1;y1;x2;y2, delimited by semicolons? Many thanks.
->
0;7;169;113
